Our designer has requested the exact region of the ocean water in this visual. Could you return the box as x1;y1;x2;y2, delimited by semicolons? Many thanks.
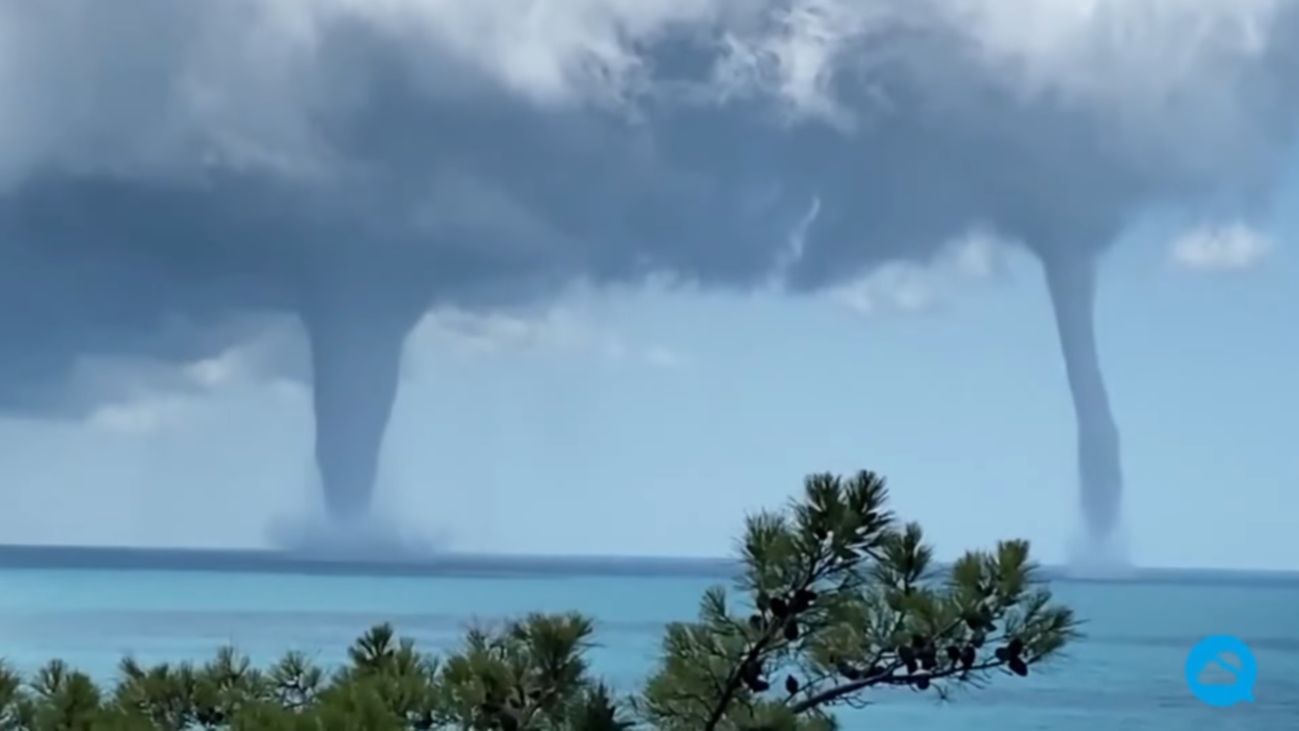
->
0;555;1296;730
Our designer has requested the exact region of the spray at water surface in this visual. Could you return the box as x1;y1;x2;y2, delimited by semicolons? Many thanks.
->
2;1;1298;553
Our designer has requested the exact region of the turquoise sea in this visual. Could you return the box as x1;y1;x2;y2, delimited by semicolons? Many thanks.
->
0;551;1296;730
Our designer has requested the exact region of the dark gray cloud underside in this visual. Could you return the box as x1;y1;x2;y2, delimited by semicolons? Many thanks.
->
3;2;1299;539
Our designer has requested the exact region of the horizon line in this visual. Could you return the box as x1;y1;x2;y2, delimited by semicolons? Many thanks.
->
0;543;1295;584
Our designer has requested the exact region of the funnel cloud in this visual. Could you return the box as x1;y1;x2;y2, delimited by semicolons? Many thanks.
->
1042;248;1122;543
2;1;1298;549
302;269;426;522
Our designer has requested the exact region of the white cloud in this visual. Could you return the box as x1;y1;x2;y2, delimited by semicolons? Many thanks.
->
830;227;1015;317
183;352;242;388
832;262;936;316
710;0;1287;151
2;0;1294;412
75;301;684;436
949;228;1013;280
3;0;1289;186
409;305;690;369
1169;222;1274;272
411;307;594;357
86;395;193;436
83;365;309;437
72;317;307;434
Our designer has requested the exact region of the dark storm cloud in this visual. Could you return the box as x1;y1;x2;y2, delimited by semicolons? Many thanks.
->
711;0;1299;546
2;0;1297;533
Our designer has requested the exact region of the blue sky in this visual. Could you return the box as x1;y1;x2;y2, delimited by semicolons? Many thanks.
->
0;1;1297;572
1;189;1293;570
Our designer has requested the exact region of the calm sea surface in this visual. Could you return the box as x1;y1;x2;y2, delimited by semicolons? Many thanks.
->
0;552;1296;730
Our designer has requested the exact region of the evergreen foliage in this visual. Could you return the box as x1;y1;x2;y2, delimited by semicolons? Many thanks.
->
0;471;1077;729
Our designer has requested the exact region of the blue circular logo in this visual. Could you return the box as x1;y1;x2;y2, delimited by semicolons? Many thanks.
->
1185;635;1257;707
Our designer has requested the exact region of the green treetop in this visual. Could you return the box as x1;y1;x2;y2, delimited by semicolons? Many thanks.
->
0;470;1078;730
